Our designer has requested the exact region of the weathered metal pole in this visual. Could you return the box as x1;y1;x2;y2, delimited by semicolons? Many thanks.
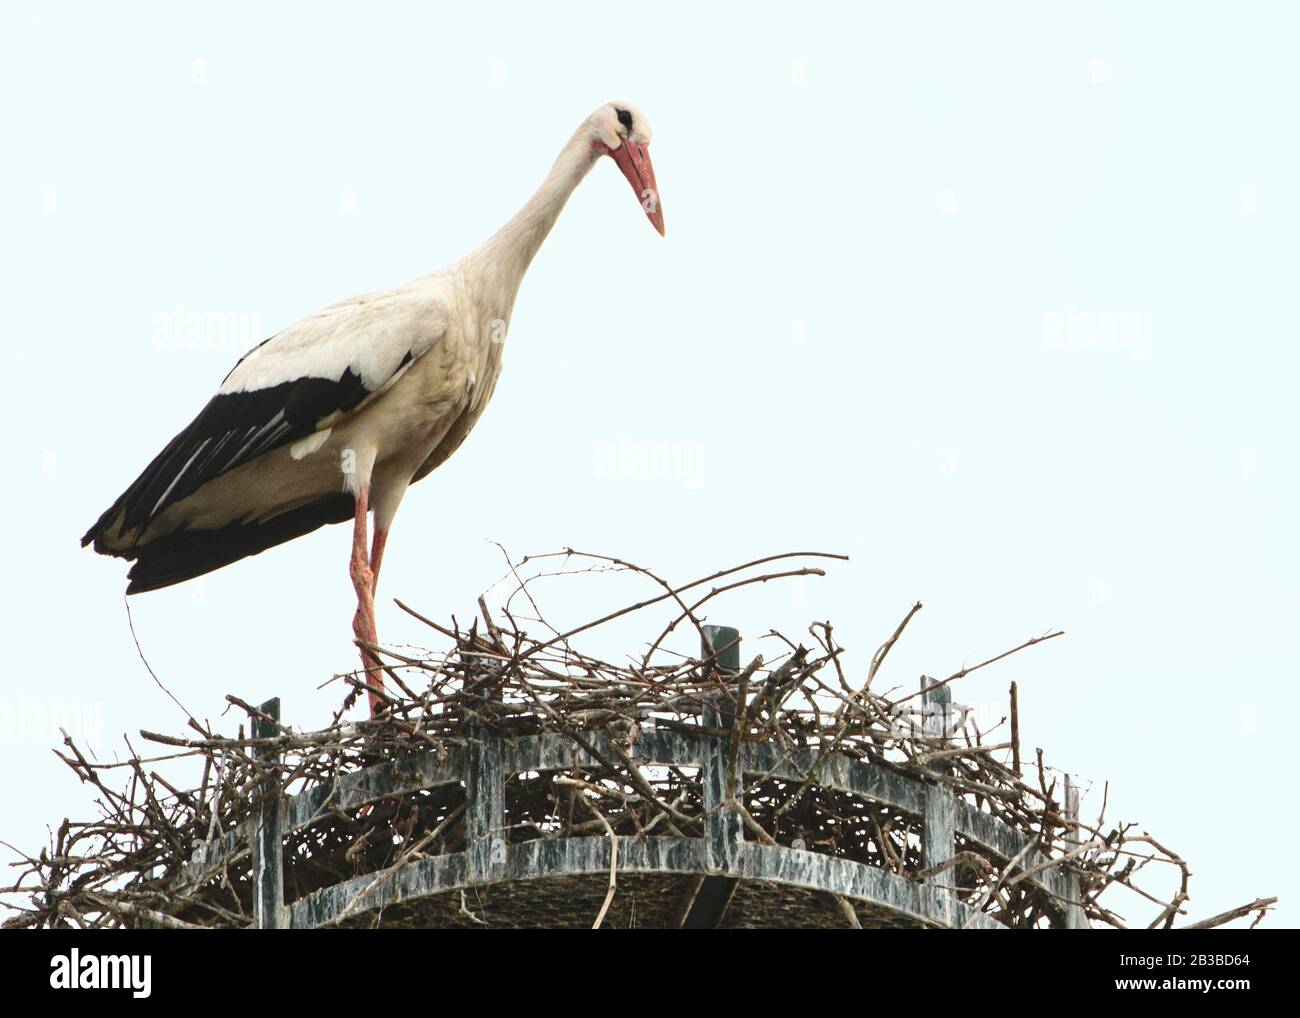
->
680;624;743;928
920;676;957;927
1009;680;1021;775
1062;775;1089;929
465;664;506;887
250;696;285;929
466;729;505;885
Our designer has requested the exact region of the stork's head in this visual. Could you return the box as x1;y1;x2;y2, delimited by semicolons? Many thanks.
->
588;101;664;236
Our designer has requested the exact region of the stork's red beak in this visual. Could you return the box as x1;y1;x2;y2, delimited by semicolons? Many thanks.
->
610;140;665;236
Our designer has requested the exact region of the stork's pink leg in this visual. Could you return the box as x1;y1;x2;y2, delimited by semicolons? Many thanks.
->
369;526;389;590
349;484;384;715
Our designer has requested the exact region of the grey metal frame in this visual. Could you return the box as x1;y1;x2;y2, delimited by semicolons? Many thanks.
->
189;708;1083;929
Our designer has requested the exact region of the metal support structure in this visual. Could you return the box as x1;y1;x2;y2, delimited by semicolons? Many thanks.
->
464;654;506;886
920;677;956;927
680;625;742;928
218;643;1087;930
1062;775;1089;929
466;728;505;884
250;697;285;929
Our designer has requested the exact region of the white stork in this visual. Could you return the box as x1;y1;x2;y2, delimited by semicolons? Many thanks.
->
83;101;664;715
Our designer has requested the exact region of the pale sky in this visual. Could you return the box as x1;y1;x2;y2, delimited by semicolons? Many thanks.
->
2;1;1295;927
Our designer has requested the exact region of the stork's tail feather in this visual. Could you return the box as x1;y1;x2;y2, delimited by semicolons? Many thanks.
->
82;498;131;555
121;494;355;594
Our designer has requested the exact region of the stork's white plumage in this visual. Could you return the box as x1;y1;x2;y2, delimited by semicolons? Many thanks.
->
83;101;664;714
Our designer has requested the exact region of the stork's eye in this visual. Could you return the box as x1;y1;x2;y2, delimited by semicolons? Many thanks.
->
616;108;633;131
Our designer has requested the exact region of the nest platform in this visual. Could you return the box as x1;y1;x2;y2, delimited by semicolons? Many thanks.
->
3;551;1275;930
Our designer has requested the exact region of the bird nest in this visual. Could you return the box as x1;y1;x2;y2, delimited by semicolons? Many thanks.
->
2;551;1275;930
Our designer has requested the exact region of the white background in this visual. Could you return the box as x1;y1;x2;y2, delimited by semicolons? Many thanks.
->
1;1;1294;927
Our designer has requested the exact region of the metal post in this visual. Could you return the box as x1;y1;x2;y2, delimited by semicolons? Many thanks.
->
1062;775;1088;929
250;697;285;929
466;728;505;885
462;653;507;887
1009;681;1021;776
920;677;956;927
701;624;743;871
680;624;742;928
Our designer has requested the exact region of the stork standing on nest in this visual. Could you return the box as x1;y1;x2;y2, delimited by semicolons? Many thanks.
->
83;101;664;715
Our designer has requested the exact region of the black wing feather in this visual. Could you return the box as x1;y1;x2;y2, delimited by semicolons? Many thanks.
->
83;368;369;550
124;493;356;593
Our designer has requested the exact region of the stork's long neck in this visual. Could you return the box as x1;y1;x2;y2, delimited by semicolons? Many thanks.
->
468;127;601;307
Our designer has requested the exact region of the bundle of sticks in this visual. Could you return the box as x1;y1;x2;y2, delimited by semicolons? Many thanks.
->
1;550;1275;929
